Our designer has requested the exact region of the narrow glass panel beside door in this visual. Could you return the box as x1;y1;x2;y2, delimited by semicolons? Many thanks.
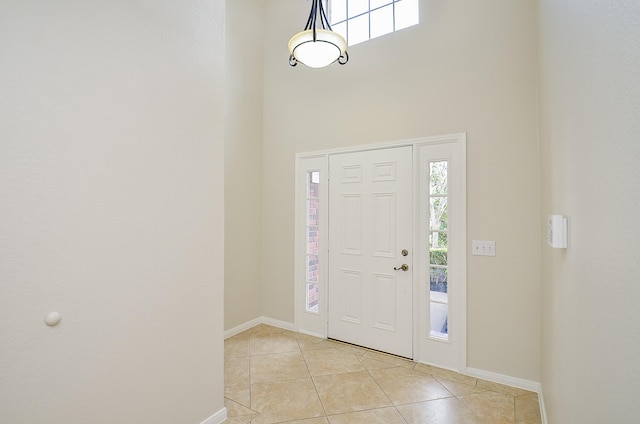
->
428;161;449;339
306;171;320;313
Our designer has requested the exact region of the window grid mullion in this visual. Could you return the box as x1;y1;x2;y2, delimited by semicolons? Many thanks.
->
368;0;371;40
330;0;418;47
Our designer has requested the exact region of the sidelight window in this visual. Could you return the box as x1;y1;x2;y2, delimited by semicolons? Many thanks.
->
306;171;321;313
428;160;449;339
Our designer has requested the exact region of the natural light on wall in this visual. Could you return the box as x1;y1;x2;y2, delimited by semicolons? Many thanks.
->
329;0;420;46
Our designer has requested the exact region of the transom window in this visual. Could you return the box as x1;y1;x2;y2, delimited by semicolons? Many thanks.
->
329;0;420;46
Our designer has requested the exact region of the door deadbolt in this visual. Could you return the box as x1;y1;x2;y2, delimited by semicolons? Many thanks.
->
401;249;409;256
394;264;409;271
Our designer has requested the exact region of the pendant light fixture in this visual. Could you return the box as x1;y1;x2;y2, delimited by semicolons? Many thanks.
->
288;0;349;68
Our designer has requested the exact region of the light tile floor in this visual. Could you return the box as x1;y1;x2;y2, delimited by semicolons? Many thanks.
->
224;325;542;424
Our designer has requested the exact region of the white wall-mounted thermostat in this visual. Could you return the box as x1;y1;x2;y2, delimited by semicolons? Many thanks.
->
548;215;568;248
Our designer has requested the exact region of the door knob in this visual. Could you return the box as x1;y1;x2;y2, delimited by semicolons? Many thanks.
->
394;264;409;271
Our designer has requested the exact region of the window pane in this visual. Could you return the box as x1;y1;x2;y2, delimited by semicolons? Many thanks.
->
429;197;448;231
430;302;448;339
331;0;420;47
370;0;393;10
307;252;319;312
348;0;369;18
307;254;319;283
429;230;447;249
348;13;369;46
429;247;447;266
333;21;347;41
330;0;347;24
307;282;319;313
395;0;420;31
427;156;448;340
307;227;319;255
305;169;320;314
370;4;394;39
430;267;448;294
308;171;320;197
308;198;319;226
429;161;448;195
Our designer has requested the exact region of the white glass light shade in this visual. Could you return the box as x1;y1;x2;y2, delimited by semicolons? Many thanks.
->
288;29;347;68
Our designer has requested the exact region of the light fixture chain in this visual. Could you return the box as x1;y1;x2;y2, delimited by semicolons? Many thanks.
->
319;0;332;31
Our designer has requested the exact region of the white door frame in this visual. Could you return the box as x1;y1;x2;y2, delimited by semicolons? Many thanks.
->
294;133;467;372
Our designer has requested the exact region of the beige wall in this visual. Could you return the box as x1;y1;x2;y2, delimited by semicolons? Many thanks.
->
225;0;264;330
0;1;225;423
538;1;640;421
262;0;541;381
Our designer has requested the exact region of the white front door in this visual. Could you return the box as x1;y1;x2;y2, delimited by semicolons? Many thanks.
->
328;146;413;358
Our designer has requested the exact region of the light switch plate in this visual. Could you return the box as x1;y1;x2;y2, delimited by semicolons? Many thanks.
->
472;240;496;256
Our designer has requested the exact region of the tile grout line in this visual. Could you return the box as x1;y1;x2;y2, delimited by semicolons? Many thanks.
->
512;393;516;424
228;325;541;424
248;334;255;422
298;338;329;421
358;355;409;424
364;356;489;424
452;394;487;423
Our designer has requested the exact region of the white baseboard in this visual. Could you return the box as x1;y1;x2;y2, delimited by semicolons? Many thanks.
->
538;387;548;424
224;317;262;339
416;359;461;374
261;316;296;331
224;316;296;339
297;328;325;339
466;367;540;393
466;367;547;423
199;407;227;424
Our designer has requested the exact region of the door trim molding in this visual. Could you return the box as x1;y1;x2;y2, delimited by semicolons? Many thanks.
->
295;133;466;371
415;135;467;372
